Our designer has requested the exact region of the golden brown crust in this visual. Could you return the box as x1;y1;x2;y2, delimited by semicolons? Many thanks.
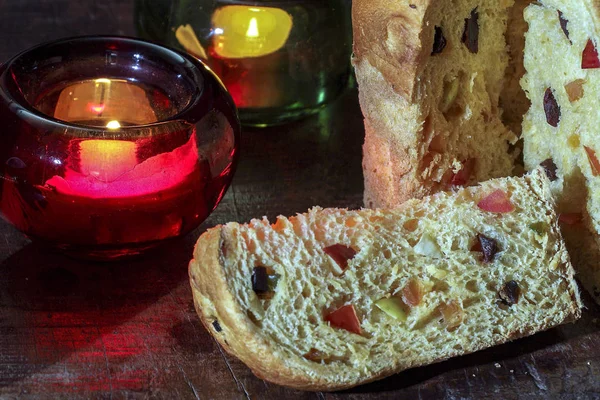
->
352;0;430;101
189;226;335;391
352;0;434;209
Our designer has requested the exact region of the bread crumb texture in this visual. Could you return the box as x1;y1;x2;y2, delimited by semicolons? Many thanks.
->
189;171;581;390
521;0;600;303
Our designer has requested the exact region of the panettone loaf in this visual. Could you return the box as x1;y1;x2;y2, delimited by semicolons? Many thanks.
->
189;170;581;391
520;0;600;303
353;0;520;209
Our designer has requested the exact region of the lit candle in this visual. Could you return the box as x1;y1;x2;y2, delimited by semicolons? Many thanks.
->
211;5;293;59
45;134;199;199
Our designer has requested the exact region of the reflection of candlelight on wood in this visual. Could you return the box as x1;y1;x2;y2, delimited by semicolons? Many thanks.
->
45;134;198;199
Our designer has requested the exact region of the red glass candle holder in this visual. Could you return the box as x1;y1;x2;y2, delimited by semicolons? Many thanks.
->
0;36;240;260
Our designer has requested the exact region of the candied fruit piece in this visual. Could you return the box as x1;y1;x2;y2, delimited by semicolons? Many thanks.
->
451;159;476;186
558;11;571;44
403;219;419;232
565;79;585;103
441;77;460;113
303;348;328;362
529;222;547;235
414;234;443;258
584;146;600;176
473;233;499;263
325;304;361;335
462;8;479;53
568;134;580;149
477;190;515;213
324;244;357;271
252;266;280;299
540;159;558;181
498;281;520;306
402;279;423;307
375;297;407;321
582;39;600;69
252;266;269;293
432;26;447;55
543;88;560;127
439;300;464;330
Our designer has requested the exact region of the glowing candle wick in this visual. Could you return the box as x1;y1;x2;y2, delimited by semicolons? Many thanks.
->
246;18;259;38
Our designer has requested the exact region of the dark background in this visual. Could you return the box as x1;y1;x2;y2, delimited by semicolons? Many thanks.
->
0;1;599;398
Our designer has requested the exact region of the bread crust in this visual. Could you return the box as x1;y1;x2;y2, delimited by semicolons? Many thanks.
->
353;0;431;208
352;0;430;101
189;227;333;390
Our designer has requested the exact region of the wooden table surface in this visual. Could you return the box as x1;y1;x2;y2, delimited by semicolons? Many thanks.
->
1;1;600;399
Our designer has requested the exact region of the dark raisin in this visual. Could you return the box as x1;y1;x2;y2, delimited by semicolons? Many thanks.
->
432;26;447;55
558;11;572;44
543;88;560;127
477;234;498;263
498;281;520;306
540;159;558;181
409;4;417;9
212;320;222;332
462;8;479;53
251;266;269;293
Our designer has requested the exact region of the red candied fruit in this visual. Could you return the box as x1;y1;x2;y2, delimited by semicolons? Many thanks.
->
584;146;600;177
323;244;357;271
477;190;515;213
582;39;600;69
451;159;476;186
325;304;361;335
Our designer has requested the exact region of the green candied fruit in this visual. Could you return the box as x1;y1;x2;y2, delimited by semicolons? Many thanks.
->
375;297;407;322
529;222;548;235
267;273;281;291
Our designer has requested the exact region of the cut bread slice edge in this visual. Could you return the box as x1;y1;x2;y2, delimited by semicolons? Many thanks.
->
189;169;582;391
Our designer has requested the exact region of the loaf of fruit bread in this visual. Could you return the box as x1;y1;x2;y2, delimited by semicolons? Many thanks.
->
352;0;521;209
188;169;582;391
520;0;600;303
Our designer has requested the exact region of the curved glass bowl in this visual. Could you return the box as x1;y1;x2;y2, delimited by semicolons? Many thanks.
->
0;36;240;260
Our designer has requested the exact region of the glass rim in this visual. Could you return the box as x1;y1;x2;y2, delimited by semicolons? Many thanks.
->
0;35;217;134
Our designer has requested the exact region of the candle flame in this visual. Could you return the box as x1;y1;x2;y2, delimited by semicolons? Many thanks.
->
106;120;121;129
211;5;292;59
246;17;259;38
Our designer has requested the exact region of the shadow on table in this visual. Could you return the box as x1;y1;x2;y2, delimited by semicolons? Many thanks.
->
0;236;195;389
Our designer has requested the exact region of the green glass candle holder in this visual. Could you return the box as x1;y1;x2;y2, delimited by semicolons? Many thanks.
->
135;0;352;127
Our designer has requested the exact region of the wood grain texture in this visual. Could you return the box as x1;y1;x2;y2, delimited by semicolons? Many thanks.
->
0;0;599;398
